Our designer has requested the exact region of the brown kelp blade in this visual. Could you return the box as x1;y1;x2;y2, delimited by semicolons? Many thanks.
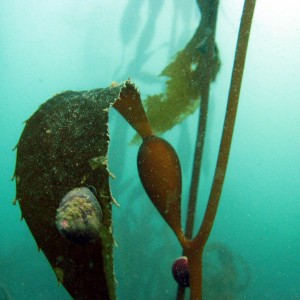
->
14;81;140;300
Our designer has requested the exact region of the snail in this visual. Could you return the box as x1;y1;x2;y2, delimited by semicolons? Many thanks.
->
55;187;103;245
172;256;190;288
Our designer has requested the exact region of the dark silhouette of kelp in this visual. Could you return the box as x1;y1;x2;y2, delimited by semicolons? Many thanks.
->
203;242;251;299
115;0;165;83
113;182;178;300
0;283;13;300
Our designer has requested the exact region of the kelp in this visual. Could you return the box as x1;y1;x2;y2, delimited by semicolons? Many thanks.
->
136;12;221;138
0;282;13;300
176;1;257;299
203;242;251;299
13;0;256;299
119;0;221;141
14;81;143;300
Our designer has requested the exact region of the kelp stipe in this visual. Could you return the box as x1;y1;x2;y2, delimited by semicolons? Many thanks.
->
176;1;257;299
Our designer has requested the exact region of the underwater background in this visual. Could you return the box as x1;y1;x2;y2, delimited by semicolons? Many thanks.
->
1;0;300;299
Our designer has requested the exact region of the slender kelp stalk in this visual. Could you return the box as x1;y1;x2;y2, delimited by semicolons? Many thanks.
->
194;0;257;251
176;1;219;298
184;0;220;245
178;0;257;299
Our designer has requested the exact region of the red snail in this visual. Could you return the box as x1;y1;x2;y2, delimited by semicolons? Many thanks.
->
172;256;190;288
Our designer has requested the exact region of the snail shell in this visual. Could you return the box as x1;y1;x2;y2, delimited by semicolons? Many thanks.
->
55;187;103;244
172;256;190;288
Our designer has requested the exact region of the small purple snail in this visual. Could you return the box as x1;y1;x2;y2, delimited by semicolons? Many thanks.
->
55;187;103;245
172;256;190;288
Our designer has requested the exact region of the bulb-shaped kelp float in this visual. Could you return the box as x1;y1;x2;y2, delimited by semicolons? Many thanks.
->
137;135;182;235
113;89;183;236
56;187;103;245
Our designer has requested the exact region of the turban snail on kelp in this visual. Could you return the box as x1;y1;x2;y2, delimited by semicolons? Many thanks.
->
56;187;103;245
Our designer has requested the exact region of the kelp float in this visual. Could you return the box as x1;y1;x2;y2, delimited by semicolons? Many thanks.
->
13;0;256;299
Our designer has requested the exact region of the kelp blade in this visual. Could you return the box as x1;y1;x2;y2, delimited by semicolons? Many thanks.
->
14;81;140;299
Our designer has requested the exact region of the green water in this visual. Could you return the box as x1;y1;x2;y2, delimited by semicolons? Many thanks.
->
1;1;299;299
